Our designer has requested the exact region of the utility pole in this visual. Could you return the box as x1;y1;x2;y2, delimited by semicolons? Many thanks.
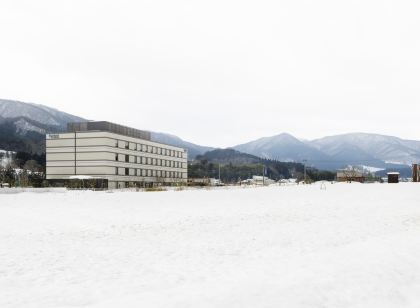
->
218;164;221;182
262;165;265;186
74;131;77;175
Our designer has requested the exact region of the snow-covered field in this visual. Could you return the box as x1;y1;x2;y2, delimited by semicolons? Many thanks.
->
1;183;420;308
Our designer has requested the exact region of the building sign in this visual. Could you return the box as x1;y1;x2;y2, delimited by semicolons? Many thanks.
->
47;134;60;139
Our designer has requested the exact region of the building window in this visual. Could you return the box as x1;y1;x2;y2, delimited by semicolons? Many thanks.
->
125;142;129;149
125;168;129;176
115;154;119;161
115;167;118;175
152;158;156;165
147;169;151;177
125;155;129;163
152;170;156;177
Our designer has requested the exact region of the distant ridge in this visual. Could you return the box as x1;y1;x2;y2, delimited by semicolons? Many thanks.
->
1;98;419;171
150;132;213;159
233;132;420;170
0;99;212;157
0;99;85;128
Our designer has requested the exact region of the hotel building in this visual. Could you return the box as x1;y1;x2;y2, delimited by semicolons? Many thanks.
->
46;121;188;189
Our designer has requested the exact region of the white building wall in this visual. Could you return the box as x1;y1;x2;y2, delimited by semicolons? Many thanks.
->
46;131;188;187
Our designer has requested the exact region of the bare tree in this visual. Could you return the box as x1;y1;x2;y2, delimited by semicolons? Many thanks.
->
342;166;362;183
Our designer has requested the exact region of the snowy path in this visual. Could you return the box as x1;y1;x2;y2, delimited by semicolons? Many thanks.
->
1;184;420;307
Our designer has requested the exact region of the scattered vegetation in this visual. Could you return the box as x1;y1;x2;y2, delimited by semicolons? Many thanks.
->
189;149;336;183
145;187;167;192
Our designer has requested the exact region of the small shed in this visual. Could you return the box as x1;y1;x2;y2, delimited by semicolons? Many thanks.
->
387;172;400;183
413;164;419;182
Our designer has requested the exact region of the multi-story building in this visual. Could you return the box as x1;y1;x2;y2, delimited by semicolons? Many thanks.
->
46;121;188;189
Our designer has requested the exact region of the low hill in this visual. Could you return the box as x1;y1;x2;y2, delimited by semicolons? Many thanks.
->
195;148;261;165
190;148;336;182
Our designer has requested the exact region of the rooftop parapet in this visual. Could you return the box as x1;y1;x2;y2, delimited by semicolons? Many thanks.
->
67;121;151;141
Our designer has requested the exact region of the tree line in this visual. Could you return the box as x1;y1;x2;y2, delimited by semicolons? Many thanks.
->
188;159;336;183
0;151;45;187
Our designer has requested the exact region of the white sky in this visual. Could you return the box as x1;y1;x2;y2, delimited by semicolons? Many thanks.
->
0;0;419;148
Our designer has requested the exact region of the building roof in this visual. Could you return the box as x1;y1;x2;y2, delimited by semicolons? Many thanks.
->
337;170;364;177
67;121;151;141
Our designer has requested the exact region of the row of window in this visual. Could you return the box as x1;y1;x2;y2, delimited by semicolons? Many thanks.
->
118;168;186;179
116;154;184;168
116;140;184;158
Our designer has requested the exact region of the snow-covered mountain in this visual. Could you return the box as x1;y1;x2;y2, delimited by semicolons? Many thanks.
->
233;133;335;170
234;132;420;170
0;99;85;129
0;99;212;157
150;132;213;159
0;99;86;154
311;133;420;167
1;98;419;168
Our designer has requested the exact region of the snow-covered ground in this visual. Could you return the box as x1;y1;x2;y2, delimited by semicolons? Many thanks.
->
1;183;420;308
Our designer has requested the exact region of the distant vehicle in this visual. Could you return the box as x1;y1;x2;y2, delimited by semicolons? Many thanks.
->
0;182;10;188
210;178;225;186
240;176;275;186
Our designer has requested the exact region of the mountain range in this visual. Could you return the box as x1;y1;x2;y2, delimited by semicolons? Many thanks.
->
0;99;211;157
1;98;419;171
233;133;420;170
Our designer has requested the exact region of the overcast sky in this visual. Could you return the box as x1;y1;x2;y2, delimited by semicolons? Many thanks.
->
0;0;419;147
